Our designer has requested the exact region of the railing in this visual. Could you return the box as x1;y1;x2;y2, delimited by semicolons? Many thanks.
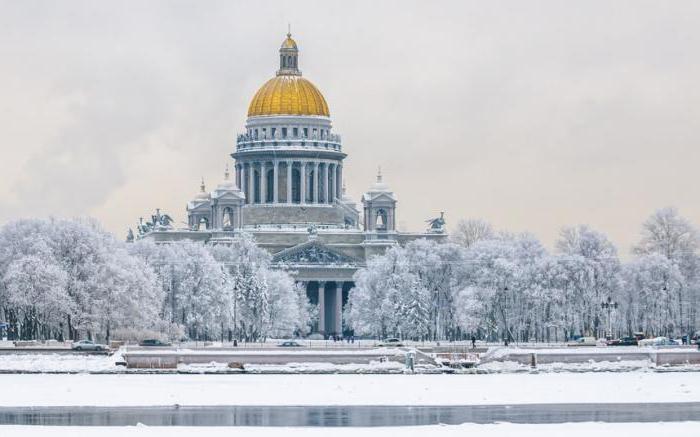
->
236;132;342;152
237;132;341;143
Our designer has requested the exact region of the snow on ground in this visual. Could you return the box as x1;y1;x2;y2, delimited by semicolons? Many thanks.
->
0;353;122;373
4;351;700;374
0;352;413;374
0;372;698;407
2;423;699;437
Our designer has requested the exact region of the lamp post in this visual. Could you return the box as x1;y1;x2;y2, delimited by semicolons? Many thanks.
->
601;296;618;340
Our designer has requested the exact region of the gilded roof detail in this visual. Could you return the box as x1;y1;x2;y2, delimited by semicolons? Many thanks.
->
247;75;330;117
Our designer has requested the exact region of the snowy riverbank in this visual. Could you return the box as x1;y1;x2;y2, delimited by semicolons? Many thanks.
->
3;349;700;374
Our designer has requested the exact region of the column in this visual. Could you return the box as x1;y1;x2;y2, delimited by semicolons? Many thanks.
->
286;161;292;204
238;165;244;197
335;282;342;335
336;164;343;199
321;163;328;204
272;161;279;203
313;162;319;204
318;281;326;335
298;281;308;300
328;163;335;203
260;162;266;204
247;162;254;204
300;161;306;204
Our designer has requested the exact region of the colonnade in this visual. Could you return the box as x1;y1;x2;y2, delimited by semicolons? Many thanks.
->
299;280;350;336
236;160;343;205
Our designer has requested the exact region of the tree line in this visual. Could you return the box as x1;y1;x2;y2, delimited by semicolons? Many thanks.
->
345;208;700;342
1;207;698;344
0;218;310;342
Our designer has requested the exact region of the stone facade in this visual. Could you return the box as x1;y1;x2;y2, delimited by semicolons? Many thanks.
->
142;32;447;336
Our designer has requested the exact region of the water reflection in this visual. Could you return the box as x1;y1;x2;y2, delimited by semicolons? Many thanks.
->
0;403;697;427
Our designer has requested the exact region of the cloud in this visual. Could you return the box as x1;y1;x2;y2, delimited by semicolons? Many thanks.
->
1;0;700;253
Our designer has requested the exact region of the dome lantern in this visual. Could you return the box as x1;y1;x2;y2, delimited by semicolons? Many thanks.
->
277;29;301;77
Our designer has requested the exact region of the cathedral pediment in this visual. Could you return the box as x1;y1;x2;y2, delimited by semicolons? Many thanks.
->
362;192;396;203
273;240;357;266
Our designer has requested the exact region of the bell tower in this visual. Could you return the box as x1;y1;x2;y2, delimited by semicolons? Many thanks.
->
362;168;397;232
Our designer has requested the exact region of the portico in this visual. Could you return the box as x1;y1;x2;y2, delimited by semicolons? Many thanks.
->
300;280;353;336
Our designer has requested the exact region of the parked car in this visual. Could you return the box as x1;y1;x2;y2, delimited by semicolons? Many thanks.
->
607;336;638;346
567;336;598;347
278;340;303;347
378;337;404;347
71;340;107;351
139;339;172;347
638;336;682;347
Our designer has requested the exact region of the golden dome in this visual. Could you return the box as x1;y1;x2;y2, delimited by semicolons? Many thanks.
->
281;34;297;49
248;75;330;117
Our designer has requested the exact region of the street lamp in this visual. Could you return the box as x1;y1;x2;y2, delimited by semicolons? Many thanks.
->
601;296;618;339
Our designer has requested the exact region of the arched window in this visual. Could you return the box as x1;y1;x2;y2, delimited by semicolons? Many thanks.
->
222;207;234;229
281;55;286;67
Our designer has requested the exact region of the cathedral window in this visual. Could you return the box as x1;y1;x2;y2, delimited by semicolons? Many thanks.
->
282;127;287;138
293;127;298;137
303;127;308;138
271;127;276;138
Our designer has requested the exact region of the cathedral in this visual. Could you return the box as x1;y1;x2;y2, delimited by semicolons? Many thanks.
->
140;32;446;336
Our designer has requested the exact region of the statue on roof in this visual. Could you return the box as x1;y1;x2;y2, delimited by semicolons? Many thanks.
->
427;211;446;233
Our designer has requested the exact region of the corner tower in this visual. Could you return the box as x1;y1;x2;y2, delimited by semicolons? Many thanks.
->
232;32;358;228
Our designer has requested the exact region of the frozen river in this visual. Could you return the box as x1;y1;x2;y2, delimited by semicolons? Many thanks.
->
1;403;700;426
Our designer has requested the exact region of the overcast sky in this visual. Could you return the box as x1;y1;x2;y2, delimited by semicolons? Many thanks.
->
1;0;699;254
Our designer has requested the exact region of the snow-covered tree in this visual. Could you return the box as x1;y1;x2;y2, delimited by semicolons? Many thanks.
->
633;207;700;335
622;254;684;336
0;218;162;341
451;218;494;248
555;225;621;338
